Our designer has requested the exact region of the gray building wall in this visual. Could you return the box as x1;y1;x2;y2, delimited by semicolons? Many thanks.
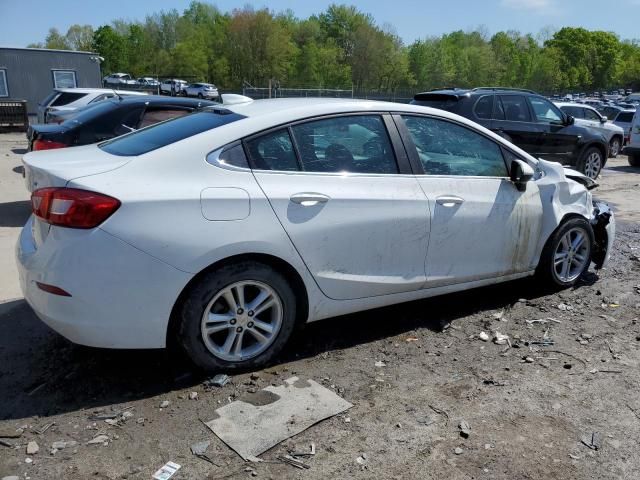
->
0;47;102;116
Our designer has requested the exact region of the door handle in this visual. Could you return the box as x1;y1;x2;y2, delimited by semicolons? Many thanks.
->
436;195;464;207
290;192;330;206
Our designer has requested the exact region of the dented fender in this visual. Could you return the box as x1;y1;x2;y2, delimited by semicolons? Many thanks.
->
591;200;615;269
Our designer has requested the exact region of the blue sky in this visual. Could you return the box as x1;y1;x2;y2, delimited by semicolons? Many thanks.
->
1;0;639;47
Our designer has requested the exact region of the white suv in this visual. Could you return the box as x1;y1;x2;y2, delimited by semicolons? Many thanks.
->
37;88;147;123
625;110;640;166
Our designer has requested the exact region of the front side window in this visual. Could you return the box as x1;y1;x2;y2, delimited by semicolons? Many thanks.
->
584;108;601;121
561;106;584;119
497;95;531;122
402;115;508;177
52;70;77;89
0;70;7;97
529;97;563;123
245;129;299;171
291;115;398;174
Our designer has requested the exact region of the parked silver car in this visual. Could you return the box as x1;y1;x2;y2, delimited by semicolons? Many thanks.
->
103;73;136;86
184;83;219;99
556;102;625;157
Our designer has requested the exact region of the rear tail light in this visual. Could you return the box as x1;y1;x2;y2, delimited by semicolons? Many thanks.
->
33;139;68;151
31;188;120;229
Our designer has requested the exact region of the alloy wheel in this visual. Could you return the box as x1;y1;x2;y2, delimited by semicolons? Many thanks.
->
200;280;283;362
610;139;620;157
584;151;602;179
553;227;590;283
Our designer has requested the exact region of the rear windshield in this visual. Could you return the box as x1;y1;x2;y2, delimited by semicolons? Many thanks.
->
411;94;460;112
100;110;246;156
617;112;635;122
51;92;87;107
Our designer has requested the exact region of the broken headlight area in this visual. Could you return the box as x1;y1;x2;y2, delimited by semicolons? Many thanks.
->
590;200;613;269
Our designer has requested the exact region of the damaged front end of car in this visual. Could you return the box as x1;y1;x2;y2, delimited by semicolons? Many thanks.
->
590;200;615;269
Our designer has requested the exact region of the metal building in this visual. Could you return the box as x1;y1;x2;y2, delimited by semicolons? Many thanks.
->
0;47;102;119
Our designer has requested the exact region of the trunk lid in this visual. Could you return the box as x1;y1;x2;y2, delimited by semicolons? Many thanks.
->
23;144;131;192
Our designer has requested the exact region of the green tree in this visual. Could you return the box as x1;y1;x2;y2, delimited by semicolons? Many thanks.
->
45;28;70;50
92;25;128;75
65;25;94;51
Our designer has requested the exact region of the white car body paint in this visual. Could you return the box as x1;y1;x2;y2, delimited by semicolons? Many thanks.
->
17;98;615;349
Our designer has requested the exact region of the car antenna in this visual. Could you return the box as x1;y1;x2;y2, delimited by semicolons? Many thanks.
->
112;89;123;101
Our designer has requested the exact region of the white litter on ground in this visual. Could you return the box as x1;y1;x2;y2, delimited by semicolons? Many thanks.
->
205;376;352;461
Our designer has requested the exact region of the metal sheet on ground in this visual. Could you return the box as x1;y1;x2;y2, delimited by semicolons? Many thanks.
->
205;376;352;460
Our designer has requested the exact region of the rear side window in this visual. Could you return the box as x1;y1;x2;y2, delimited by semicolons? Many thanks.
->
583;108;600;121
497;95;531;122
291;115;398;174
139;108;191;128
617;112;635;122
245;129;299;171
474;95;493;120
51;92;86;106
100;110;246;156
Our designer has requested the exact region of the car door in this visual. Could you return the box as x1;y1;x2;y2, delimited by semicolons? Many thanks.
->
491;94;540;154
396;114;543;287
248;114;430;300
528;96;579;162
582;107;606;133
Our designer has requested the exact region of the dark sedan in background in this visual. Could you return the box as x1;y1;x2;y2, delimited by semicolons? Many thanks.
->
28;96;217;151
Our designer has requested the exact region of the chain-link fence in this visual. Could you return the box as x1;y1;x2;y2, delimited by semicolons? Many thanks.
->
241;86;415;103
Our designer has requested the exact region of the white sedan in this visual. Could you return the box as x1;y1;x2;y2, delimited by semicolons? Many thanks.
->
17;98;615;370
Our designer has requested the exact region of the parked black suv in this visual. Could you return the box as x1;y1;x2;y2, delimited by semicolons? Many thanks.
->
412;87;609;178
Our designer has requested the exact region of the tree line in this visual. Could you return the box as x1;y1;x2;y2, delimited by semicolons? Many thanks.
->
28;2;640;94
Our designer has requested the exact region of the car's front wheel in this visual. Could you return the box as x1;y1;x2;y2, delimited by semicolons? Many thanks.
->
537;218;594;288
609;137;621;158
578;147;604;179
177;261;297;371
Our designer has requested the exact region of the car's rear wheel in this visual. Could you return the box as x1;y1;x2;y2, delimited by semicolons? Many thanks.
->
609;137;621;158
177;261;297;371
537;218;593;288
577;147;604;179
198;93;203;99
629;154;640;167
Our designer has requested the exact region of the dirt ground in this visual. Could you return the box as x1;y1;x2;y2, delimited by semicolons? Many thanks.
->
1;131;640;480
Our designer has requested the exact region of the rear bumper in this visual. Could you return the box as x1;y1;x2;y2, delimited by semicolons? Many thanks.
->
16;216;192;349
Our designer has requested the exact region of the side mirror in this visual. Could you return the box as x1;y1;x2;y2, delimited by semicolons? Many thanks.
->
600;116;608;123
510;159;534;192
565;115;575;126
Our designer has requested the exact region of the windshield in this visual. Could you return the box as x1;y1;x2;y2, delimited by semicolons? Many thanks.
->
100;109;246;156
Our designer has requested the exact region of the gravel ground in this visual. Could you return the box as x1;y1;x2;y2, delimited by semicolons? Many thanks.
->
1;132;640;479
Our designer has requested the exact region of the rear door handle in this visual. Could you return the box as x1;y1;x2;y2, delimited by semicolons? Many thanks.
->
290;192;330;206
436;195;464;207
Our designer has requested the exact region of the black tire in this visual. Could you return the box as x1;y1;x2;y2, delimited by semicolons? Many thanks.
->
177;261;297;372
197;93;203;99
629;154;640;167
537;217;594;288
577;146;604;179
609;137;621;158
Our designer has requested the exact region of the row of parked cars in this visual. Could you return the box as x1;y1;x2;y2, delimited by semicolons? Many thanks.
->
411;87;639;178
102;73;220;99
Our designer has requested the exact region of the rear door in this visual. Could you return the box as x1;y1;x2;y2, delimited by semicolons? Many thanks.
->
491;95;540;154
249;114;430;300
397;113;543;286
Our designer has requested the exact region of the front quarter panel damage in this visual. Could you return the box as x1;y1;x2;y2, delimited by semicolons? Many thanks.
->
534;159;614;269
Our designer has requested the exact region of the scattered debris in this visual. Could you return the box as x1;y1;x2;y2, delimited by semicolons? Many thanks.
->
24;457;32;464
454;447;463;455
557;303;573;311
581;432;602;451
33;422;55;435
87;434;109;445
355;454;367;465
205;376;352;461
493;332;509;345
152;461;181;480
89;406;133;421
478;332;490;342
428;405;450;425
51;440;77;451
374;360;386;367
0;427;23;438
526;318;562;325
492;311;505;321
26;441;39;455
279;455;311;470
191;440;219;466
204;374;231;389
26;381;47;397
524;357;535;363
189;392;199;400
458;420;471;438
0;439;13;448
159;400;170;409
290;443;316;457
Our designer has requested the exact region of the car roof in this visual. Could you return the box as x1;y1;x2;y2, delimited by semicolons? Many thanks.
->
415;87;537;98
54;88;147;95
116;95;218;107
555;102;596;109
